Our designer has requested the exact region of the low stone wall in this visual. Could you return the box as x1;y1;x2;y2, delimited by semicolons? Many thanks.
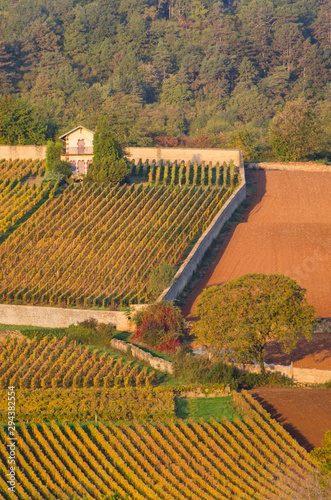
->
0;145;47;161
110;339;331;384
239;363;331;385
158;152;246;302
0;304;131;331
246;161;331;172
110;339;173;374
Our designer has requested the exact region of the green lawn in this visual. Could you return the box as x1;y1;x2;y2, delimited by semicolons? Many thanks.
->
175;396;240;422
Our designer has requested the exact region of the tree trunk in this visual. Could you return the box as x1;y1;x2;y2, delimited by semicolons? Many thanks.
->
258;353;265;375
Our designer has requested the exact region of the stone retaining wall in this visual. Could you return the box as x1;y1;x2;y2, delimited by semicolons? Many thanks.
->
0;145;47;161
239;362;331;384
111;338;331;384
0;304;132;331
158;152;246;302
0;145;241;167
110;339;173;374
127;147;241;166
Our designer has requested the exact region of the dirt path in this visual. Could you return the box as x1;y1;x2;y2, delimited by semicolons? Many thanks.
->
183;170;331;368
249;388;331;451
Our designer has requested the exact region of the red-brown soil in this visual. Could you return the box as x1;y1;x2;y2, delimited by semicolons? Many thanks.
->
183;170;331;369
264;331;331;369
249;388;331;451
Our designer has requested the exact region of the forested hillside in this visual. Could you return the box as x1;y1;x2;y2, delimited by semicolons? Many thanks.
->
0;0;330;160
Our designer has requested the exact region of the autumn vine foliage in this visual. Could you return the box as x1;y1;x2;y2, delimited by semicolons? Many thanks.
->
0;392;320;500
130;158;238;188
0;159;51;236
132;302;187;353
0;337;157;389
0;168;236;307
0;159;46;182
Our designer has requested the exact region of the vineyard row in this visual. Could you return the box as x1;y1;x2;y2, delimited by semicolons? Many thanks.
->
0;183;233;307
0;395;316;499
0;180;52;236
0;159;45;182
129;159;239;188
0;337;156;389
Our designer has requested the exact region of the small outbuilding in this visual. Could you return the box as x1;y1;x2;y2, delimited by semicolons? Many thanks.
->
59;126;94;175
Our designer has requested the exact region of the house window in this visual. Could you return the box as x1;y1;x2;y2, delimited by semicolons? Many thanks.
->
77;139;85;154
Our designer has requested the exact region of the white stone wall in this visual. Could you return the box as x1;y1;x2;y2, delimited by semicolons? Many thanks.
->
158;154;246;302
238;362;331;385
0;304;132;331
127;147;242;167
0;145;47;160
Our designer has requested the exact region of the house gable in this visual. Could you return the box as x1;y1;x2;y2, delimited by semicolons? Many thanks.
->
60;126;95;176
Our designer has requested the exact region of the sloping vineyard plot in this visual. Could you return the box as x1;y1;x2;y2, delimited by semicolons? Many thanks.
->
0;181;52;236
0;180;236;307
0;160;50;236
0;337;156;389
0;159;45;182
0;393;318;499
0;387;174;423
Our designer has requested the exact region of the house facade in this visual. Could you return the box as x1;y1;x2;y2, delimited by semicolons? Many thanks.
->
59;126;94;175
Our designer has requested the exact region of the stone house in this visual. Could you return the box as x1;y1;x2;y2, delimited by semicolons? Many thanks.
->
59;126;94;175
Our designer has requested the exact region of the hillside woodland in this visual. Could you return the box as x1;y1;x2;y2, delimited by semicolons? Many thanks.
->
0;0;330;160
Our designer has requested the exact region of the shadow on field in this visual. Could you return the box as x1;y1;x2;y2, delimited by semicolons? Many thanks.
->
251;393;314;452
181;169;267;321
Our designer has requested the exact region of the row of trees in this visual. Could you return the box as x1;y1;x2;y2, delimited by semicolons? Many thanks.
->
1;95;327;163
0;0;329;161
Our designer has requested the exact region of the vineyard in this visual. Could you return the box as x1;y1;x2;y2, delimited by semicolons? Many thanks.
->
0;159;45;182
0;160;51;236
0;337;171;422
0;160;323;498
129;159;238;188
0;171;237;307
0;391;318;500
0;337;157;389
0;387;175;423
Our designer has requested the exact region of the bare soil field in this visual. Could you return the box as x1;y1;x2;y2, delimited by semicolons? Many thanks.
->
264;331;331;369
183;170;331;369
250;388;331;451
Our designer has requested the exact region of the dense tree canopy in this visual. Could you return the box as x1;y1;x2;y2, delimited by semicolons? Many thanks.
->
269;100;320;161
193;274;316;373
46;140;63;169
93;116;124;163
0;0;329;160
0;95;49;144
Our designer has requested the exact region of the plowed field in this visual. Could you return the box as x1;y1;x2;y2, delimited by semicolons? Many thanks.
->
250;388;331;451
183;170;331;368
